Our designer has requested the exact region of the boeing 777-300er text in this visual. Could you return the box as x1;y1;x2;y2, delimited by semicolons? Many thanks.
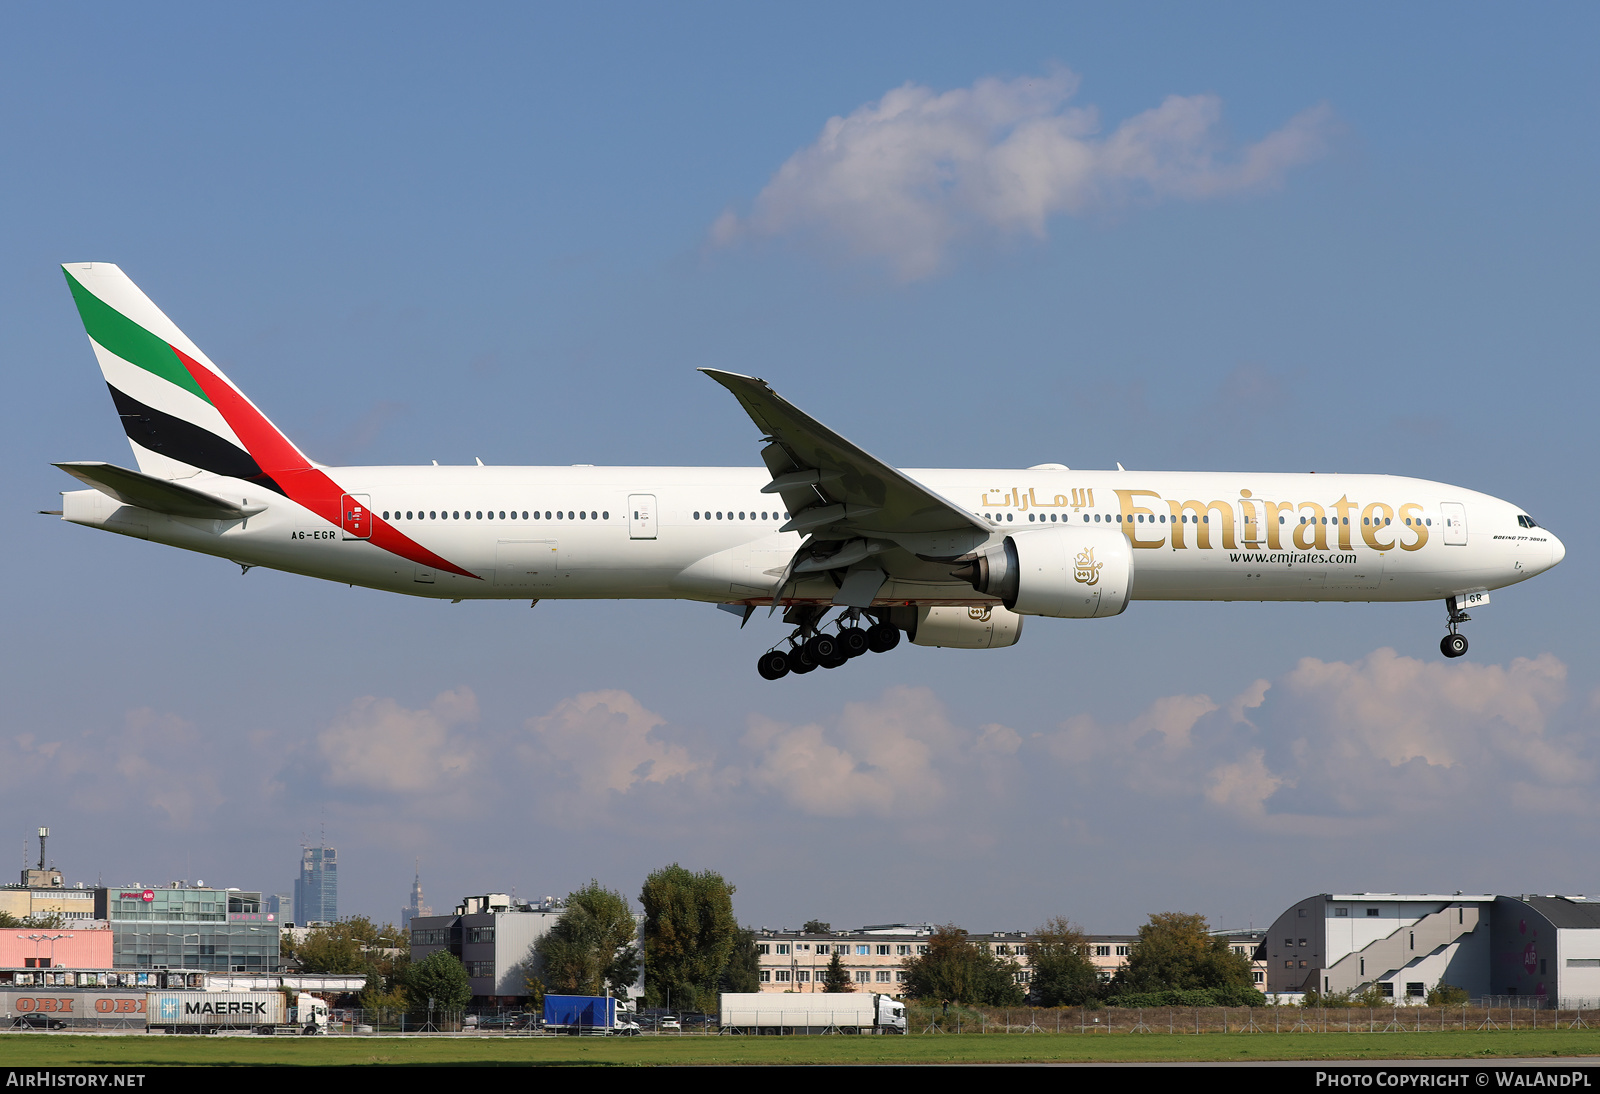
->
49;263;1565;679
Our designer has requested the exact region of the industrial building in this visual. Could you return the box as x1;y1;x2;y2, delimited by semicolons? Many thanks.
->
409;891;645;1006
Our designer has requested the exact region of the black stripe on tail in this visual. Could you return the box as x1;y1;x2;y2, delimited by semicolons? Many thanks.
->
107;384;286;496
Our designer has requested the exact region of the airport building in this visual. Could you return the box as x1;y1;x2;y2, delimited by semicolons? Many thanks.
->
1489;895;1600;1006
95;884;281;973
1262;893;1495;1002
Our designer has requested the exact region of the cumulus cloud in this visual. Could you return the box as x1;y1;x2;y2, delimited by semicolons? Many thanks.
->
3;708;227;828
317;686;479;794
743;685;965;816
1261;649;1580;819
522;689;702;797
1030;647;1588;836
713;68;1337;279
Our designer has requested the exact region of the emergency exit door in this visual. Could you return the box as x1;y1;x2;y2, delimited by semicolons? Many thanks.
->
628;494;657;540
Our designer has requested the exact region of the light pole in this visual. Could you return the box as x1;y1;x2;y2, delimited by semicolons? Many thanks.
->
25;933;70;976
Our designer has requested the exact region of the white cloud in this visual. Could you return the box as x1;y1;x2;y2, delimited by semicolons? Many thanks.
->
1280;649;1575;783
4;709;225;829
714;69;1336;279
317;686;479;794
1031;648;1587;833
1205;748;1286;818
743;685;959;817
523;689;702;796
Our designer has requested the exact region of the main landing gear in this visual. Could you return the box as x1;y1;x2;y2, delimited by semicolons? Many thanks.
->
1440;597;1470;659
756;609;901;681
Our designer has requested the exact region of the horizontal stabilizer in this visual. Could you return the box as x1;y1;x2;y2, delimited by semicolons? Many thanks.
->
53;462;264;520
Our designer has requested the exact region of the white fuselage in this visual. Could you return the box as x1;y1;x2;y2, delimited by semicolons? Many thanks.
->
59;465;1563;610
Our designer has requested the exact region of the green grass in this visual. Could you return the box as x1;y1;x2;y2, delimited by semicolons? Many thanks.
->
4;1029;1600;1066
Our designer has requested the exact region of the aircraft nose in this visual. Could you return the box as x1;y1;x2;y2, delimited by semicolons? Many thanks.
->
1549;532;1566;569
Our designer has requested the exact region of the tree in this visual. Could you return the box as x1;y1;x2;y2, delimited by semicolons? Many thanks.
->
639;864;741;1011
1111;912;1259;1003
18;911;65;929
720;929;762;993
900;925;1025;1006
802;920;831;934
532;881;639;997
281;915;410;1006
822;952;854;993
405;949;471;1010
1427;979;1469;1006
1026;916;1100;1006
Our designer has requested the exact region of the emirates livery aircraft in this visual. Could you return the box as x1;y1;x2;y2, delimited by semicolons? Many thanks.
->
51;263;1565;680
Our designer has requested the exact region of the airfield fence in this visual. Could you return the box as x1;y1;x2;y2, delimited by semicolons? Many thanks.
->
307;1001;1599;1037
904;1001;1597;1036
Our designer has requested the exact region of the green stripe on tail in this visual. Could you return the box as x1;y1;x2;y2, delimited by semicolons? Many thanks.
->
63;269;210;402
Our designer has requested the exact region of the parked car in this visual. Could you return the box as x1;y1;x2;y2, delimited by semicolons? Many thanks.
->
12;1014;68;1030
659;1015;681;1032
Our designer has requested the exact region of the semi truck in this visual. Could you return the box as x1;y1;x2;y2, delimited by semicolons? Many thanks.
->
146;991;329;1034
542;994;640;1036
718;992;906;1035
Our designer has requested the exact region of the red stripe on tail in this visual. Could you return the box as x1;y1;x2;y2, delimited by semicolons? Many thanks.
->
173;347;478;580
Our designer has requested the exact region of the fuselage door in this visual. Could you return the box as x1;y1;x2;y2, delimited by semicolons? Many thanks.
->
1237;496;1263;548
340;494;372;540
628;494;657;540
1440;502;1468;546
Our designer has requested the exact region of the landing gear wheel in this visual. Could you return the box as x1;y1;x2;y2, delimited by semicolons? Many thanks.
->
757;650;791;680
1441;633;1468;659
838;626;870;659
790;645;819;674
806;633;845;668
866;623;900;653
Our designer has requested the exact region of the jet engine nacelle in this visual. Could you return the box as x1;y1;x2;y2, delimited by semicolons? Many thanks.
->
888;605;1025;649
953;527;1134;618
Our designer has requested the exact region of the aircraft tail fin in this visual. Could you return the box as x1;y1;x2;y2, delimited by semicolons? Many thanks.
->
61;262;310;495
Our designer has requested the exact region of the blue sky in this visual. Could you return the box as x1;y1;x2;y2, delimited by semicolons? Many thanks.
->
2;3;1595;934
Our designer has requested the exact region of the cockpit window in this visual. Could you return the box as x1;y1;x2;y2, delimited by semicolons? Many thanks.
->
1517;515;1539;529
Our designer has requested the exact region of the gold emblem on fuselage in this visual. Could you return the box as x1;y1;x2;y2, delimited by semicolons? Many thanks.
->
968;606;992;622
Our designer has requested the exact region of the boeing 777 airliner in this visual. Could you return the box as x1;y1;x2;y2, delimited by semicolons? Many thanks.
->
50;263;1565;679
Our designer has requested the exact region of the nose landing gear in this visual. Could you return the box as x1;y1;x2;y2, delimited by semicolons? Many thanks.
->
1440;598;1471;659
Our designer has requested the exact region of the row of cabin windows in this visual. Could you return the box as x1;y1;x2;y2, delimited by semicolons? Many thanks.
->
988;512;1431;527
382;510;607;521
694;511;790;521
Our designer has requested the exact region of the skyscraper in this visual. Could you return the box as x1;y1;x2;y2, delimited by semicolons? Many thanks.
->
293;844;337;925
401;861;432;929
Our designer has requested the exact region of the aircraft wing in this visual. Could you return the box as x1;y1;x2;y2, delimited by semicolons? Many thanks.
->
700;369;990;548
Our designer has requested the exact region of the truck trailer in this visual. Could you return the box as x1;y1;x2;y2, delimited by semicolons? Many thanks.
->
718;992;906;1035
146;991;329;1034
542;994;640;1036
